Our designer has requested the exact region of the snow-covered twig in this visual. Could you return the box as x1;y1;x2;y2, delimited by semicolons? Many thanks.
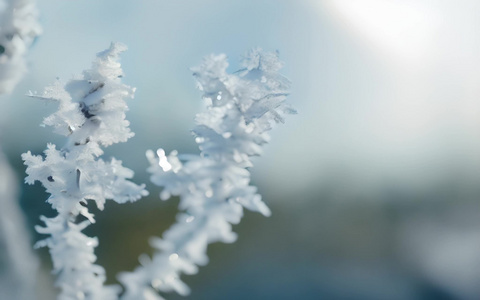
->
0;1;41;298
0;0;41;94
22;43;148;300
119;49;295;299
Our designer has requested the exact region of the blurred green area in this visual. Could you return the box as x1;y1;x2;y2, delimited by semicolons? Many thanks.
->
15;150;480;299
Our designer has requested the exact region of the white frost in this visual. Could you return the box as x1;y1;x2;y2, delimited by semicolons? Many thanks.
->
119;49;295;299
0;0;41;94
22;43;147;300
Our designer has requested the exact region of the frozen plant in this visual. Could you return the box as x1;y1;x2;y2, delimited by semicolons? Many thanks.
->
119;49;295;299
22;43;148;300
0;1;41;299
0;0;41;94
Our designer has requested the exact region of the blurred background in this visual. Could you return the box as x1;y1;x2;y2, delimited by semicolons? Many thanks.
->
1;0;480;299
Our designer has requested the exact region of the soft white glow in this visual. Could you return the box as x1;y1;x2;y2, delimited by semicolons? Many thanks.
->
322;0;441;61
151;279;163;289
205;189;213;198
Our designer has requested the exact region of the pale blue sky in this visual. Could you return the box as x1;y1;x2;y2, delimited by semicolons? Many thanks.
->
3;0;480;200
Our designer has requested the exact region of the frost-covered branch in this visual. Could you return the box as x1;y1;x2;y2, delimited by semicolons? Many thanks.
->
0;0;41;94
119;49;295;299
22;43;148;300
0;1;41;298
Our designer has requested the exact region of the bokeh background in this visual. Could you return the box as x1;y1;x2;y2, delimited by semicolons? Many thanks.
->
2;0;480;299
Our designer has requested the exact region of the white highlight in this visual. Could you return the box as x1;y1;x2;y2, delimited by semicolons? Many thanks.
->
157;149;172;172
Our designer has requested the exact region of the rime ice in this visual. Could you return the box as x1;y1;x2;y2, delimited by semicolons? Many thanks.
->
22;43;147;300
119;49;295;299
0;0;41;94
